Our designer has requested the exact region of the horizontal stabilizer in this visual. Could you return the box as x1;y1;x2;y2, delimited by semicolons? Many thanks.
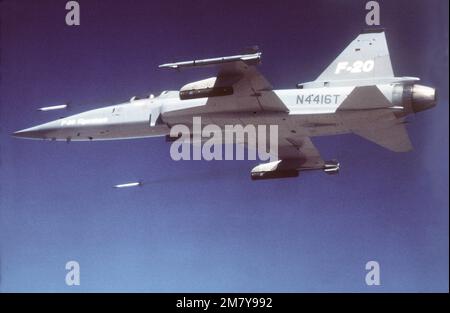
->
354;123;413;152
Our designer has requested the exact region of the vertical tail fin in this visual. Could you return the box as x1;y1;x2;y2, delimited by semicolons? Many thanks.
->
316;29;394;81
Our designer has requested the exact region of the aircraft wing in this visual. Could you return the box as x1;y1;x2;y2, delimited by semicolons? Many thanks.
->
159;52;289;112
237;134;325;169
276;136;325;168
216;61;289;112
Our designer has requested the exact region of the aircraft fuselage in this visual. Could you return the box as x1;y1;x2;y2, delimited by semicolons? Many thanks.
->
13;80;436;143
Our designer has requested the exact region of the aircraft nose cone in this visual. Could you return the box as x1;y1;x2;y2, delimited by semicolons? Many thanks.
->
13;126;48;139
411;84;437;113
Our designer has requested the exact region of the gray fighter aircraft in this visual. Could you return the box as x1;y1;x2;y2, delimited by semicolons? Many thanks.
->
14;30;437;180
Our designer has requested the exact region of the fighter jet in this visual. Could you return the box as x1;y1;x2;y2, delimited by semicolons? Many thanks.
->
13;29;437;180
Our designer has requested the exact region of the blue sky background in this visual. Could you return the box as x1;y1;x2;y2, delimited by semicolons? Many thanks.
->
0;0;448;292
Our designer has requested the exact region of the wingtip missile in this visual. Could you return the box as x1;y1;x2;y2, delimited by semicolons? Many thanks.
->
158;52;262;70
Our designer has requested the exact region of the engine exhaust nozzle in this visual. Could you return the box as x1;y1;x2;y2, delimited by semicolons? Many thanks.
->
411;84;437;113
